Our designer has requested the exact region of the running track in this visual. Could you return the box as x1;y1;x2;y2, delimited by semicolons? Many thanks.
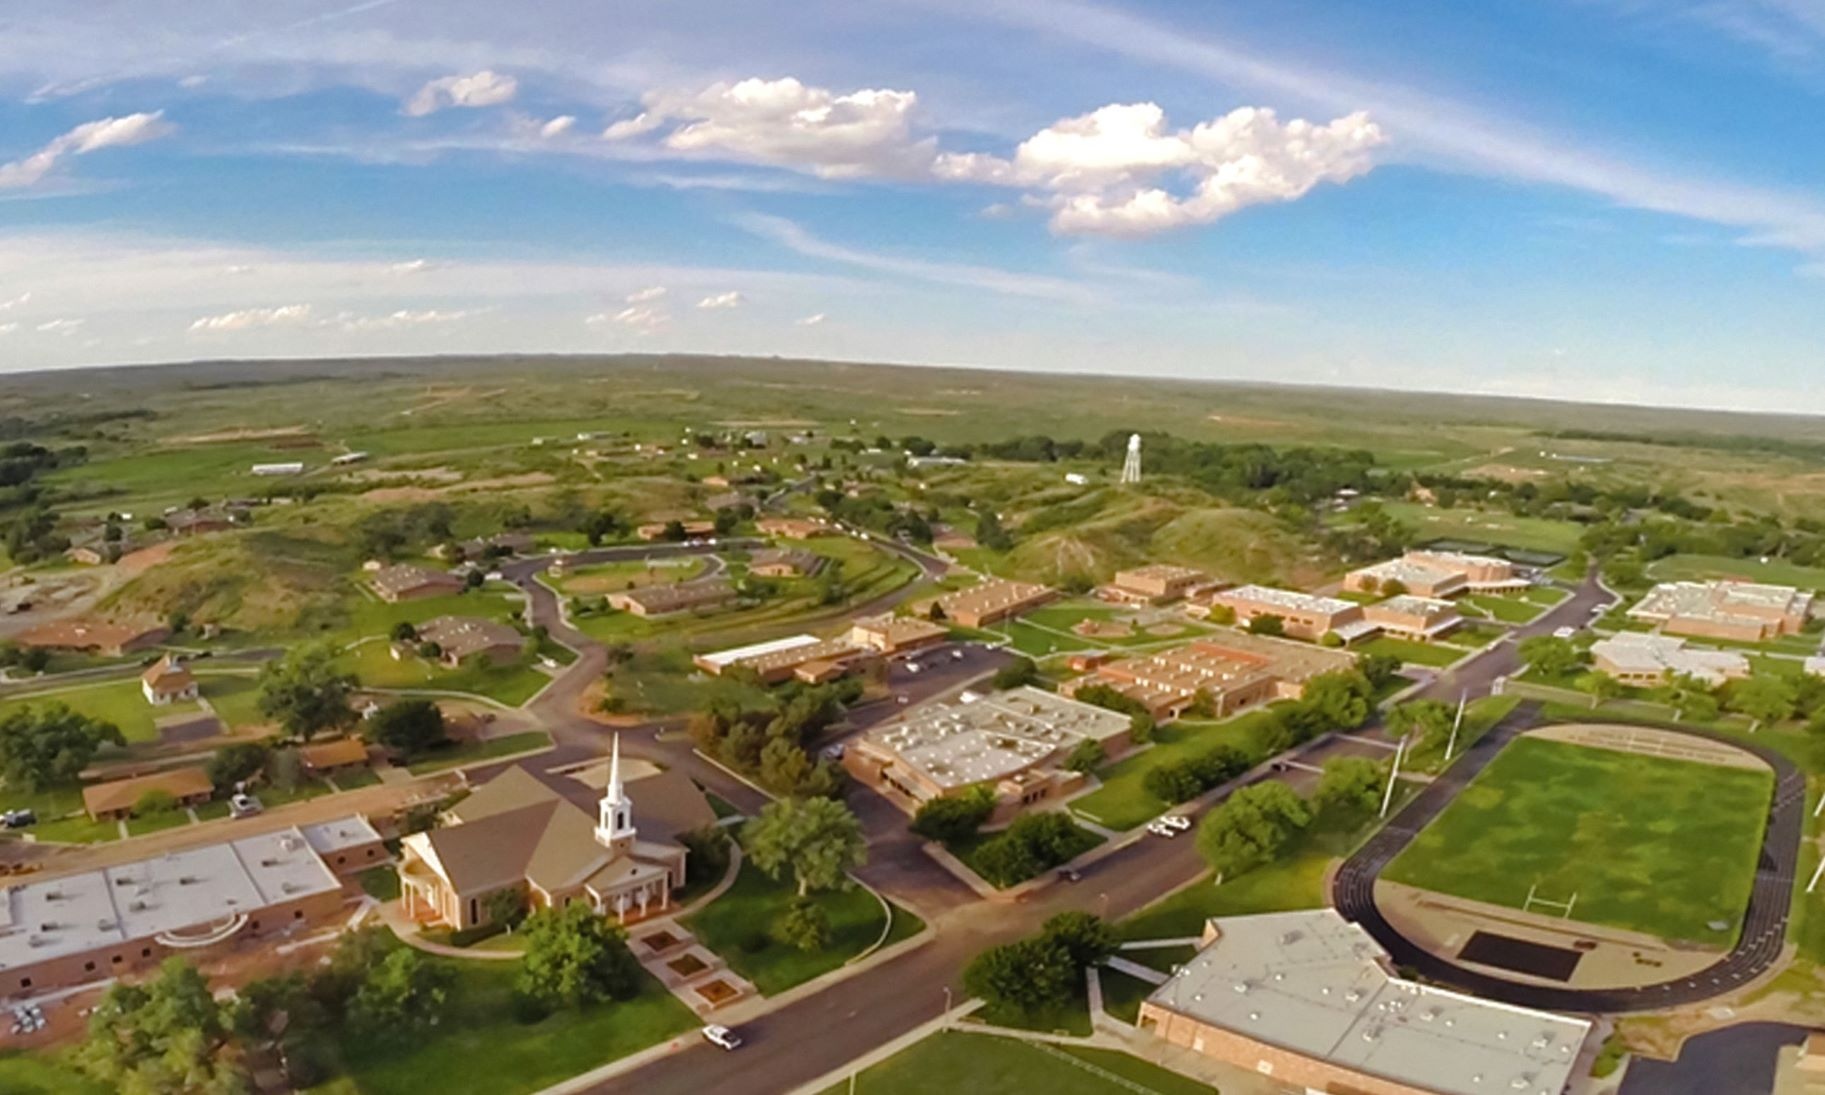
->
1330;702;1806;1012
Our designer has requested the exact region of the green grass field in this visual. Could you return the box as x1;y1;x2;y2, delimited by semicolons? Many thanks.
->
1070;709;1281;831
406;731;552;775
1463;593;1547;624
814;1032;1214;1095
1648;553;1825;592
0;1052;110;1095
1383;734;1773;944
340;641;552;705
681;856;911;995
1357;502;1587;555
1355;635;1467;667
0;677;190;744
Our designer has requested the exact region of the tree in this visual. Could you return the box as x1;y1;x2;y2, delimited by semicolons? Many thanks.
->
743;797;867;897
910;788;995;844
774;896;832;952
1297;671;1374;733
364;699;447;758
1246;614;1286;637
206;741;271;792
1065;738;1104;774
350;948;451;1034
518;903;641;1007
484;887;526;931
1196;782;1312;879
970;834;1043;888
1574;670;1625;709
1356;652;1402;689
758;736;815;794
390;620;418;642
679;824;733;889
962;937;1076;1016
1385;700;1453;748
1728;674;1799;727
991;656;1038;691
1040;911;1116;969
0;703;124;791
77;958;251;1095
1653;674;1721;722
1313;756;1384;820
257;645;357;741
1517;635;1585;679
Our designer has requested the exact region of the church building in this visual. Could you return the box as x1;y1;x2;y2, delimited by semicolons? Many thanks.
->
397;738;690;930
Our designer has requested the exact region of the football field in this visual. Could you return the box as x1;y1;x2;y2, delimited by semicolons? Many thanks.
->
1383;734;1772;945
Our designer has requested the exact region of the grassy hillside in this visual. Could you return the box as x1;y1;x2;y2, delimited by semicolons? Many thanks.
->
100;527;358;635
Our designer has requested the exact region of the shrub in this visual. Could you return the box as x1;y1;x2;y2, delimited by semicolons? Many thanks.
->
910;788;995;845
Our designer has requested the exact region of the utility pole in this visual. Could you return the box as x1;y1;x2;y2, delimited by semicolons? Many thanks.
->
1444;692;1467;762
1380;736;1407;819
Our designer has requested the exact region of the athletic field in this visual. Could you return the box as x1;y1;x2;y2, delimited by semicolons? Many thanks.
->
1382;734;1772;945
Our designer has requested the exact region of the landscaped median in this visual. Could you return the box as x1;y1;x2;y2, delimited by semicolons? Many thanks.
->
810;1030;1215;1095
1068;709;1281;832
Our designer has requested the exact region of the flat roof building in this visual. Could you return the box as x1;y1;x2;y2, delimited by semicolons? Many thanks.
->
1139;910;1590;1095
848;614;949;655
1344;557;1468;600
1062;634;1357;721
1405;550;1526;591
692;634;871;684
1591;632;1751;687
0;818;380;998
1629;580;1814;642
844;687;1130;822
1362;595;1464;642
1209;585;1372;643
1104;564;1210;605
932;578;1055;629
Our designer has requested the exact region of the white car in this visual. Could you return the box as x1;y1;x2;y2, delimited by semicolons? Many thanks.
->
1552;626;1575;639
229;793;263;819
1159;814;1193;832
702;1024;743;1051
1145;820;1179;838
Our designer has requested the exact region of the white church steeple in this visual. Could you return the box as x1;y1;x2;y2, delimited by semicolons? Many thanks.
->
596;734;637;848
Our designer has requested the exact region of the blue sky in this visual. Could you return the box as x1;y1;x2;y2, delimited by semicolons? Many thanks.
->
0;0;1822;412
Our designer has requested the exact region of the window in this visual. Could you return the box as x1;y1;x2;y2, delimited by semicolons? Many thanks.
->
293;910;304;920
469;898;479;923
18;978;29;990
84;961;95;972
141;947;151;958
111;955;122;965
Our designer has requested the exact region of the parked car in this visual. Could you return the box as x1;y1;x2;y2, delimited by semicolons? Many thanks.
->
951;648;965;661
820;744;846;761
1159;814;1192;832
1056;867;1083;883
1;808;36;829
1552;626;1575;639
229;793;263;819
1145;820;1179;838
702;1024;743;1051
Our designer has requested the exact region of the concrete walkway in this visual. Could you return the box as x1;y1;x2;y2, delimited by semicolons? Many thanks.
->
1102;956;1169;985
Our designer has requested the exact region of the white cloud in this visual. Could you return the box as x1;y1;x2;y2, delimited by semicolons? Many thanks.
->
539;115;576;139
36;317;82;334
937;103;1383;235
696;290;745;310
625;285;667;303
189;303;313;332
0;111;174;189
390;258;436;274
0;323;17;335
177;74;208;89
796;312;827;326
403;70;518;116
604;76;936;179
586;304;668;333
338;307;474;331
0;292;28;311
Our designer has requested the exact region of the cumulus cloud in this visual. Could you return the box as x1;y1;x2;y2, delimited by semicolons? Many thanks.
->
0;111;174;189
0;292;29;311
0;323;17;335
539;115;576;139
36;317;83;334
795;312;827;326
625;285;667;303
586;305;668;333
189;303;313;332
603;77;936;179
937;103;1384;235
696;291;744;309
403;70;518;116
390;258;437;275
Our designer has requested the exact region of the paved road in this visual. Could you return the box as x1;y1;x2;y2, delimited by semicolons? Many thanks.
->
1331;703;1806;1012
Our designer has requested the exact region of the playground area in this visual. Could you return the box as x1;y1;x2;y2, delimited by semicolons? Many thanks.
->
1380;725;1773;949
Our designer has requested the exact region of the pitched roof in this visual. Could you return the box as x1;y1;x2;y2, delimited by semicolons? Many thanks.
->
299;737;369;769
141;656;195;692
83;766;213;816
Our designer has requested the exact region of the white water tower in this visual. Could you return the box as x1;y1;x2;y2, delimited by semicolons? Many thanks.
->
1120;433;1142;485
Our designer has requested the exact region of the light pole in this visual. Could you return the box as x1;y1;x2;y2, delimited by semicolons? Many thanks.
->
1379;736;1407;819
1443;692;1467;762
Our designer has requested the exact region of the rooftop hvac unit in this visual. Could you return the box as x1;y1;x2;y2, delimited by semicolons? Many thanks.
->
179;875;198;886
129;901;147;912
36;922;55;933
260;859;278;868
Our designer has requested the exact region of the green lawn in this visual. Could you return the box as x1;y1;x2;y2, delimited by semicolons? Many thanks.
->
681;856;899;995
1400;695;1521;773
1355;636;1466;667
339;642;552;706
0;1052;111;1095
972;990;1094;1036
126;809;194;837
359;866;402;901
0;677;188;744
1070;709;1281;831
198;672;267;728
1648;553;1825;592
1383;734;1773;945
1098;967;1156;1025
311;958;695;1095
815;1032;1214;1095
1464;594;1546;624
406;731;553;775
1362;503;1586;555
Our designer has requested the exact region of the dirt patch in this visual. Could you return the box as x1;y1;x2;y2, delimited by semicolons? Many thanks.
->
166;426;311;445
1074;618;1136;639
114;540;176;578
361;487;443;503
712;418;817;428
896;407;960;417
451;472;555;493
1465;463;1551;483
344;466;462;483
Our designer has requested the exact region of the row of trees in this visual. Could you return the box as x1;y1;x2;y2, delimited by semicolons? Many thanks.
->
962;912;1115;1017
685;682;859;798
1196;755;1387;880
